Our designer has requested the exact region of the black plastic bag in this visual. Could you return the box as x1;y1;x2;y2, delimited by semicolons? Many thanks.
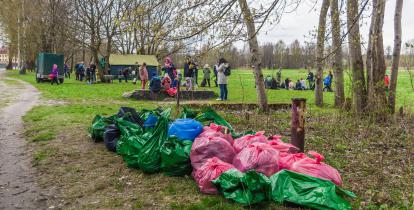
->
117;107;144;126
103;124;121;152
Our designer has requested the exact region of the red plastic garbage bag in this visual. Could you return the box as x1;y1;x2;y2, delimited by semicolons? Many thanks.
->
197;123;234;145
190;136;236;171
48;73;55;79
268;135;299;154
166;88;177;96
290;151;343;186
233;131;268;153
279;152;307;170
233;142;280;177
193;157;236;194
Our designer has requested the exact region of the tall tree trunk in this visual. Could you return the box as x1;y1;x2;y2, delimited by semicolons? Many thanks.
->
238;0;268;111
389;0;403;113
366;0;376;95
6;53;13;70
367;0;387;113
330;0;345;107
347;0;367;113
315;0;330;107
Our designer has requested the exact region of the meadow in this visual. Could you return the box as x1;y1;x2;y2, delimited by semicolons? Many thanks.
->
7;68;414;109
5;69;414;209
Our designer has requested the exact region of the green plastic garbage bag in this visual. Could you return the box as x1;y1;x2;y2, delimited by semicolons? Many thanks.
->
137;108;171;173
89;115;116;142
139;107;163;121
116;118;149;168
194;108;236;137
180;107;199;119
212;169;270;205
269;170;356;210
160;137;193;176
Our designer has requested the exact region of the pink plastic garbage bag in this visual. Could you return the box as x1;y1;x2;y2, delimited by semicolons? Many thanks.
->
233;131;268;153
268;135;299;154
197;123;234;145
193;157;236;194
290;151;343;186
279;152;307;170
190;136;236;171
233;142;280;177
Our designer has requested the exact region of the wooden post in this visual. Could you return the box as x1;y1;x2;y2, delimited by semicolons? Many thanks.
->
291;98;306;153
176;78;180;114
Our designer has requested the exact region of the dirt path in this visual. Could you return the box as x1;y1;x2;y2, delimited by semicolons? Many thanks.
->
0;69;46;210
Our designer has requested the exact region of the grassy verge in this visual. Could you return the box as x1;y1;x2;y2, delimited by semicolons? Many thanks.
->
6;69;414;209
21;103;414;209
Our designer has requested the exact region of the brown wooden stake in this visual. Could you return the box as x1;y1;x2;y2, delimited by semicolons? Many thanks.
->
291;98;306;153
176;79;180;114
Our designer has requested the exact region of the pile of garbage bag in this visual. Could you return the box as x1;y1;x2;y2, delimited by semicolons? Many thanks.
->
89;106;355;209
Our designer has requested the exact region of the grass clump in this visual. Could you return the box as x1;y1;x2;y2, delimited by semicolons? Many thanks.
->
31;131;55;142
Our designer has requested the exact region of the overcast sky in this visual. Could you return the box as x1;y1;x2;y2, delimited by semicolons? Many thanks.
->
1;0;412;51
254;0;414;49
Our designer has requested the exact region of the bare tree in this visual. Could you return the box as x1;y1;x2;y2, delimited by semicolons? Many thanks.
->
388;0;403;113
347;0;367;113
315;0;330;107
330;0;344;107
238;0;268;111
366;0;386;113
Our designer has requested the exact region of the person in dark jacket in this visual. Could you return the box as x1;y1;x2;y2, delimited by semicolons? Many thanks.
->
64;64;70;79
213;63;218;87
123;67;129;83
284;78;290;90
78;62;85;82
307;68;315;90
75;63;80;80
149;76;161;93
86;66;92;84
90;62;97;83
184;56;195;90
194;62;199;86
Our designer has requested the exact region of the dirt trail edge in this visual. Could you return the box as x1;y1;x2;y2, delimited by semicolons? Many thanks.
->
0;69;46;210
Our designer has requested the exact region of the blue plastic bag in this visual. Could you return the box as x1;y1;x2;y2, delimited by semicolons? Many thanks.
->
168;118;203;141
144;114;158;128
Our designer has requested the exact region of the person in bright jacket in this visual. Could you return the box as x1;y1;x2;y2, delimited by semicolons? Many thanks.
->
384;74;390;90
139;62;149;91
217;58;229;101
323;71;333;92
161;73;172;90
51;64;59;85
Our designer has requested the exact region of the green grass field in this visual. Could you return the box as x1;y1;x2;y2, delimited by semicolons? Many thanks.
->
7;68;414;109
5;69;414;209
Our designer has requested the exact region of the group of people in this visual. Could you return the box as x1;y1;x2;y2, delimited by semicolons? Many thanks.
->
182;56;230;101
272;69;333;92
74;62;97;84
140;56;230;101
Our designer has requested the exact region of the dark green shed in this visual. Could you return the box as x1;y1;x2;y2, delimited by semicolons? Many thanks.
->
36;53;64;83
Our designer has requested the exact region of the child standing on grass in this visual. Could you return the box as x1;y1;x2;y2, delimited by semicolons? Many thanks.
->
139;62;149;91
202;64;211;87
51;64;59;85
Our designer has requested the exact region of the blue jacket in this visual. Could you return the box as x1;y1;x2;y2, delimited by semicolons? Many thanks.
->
324;75;332;86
